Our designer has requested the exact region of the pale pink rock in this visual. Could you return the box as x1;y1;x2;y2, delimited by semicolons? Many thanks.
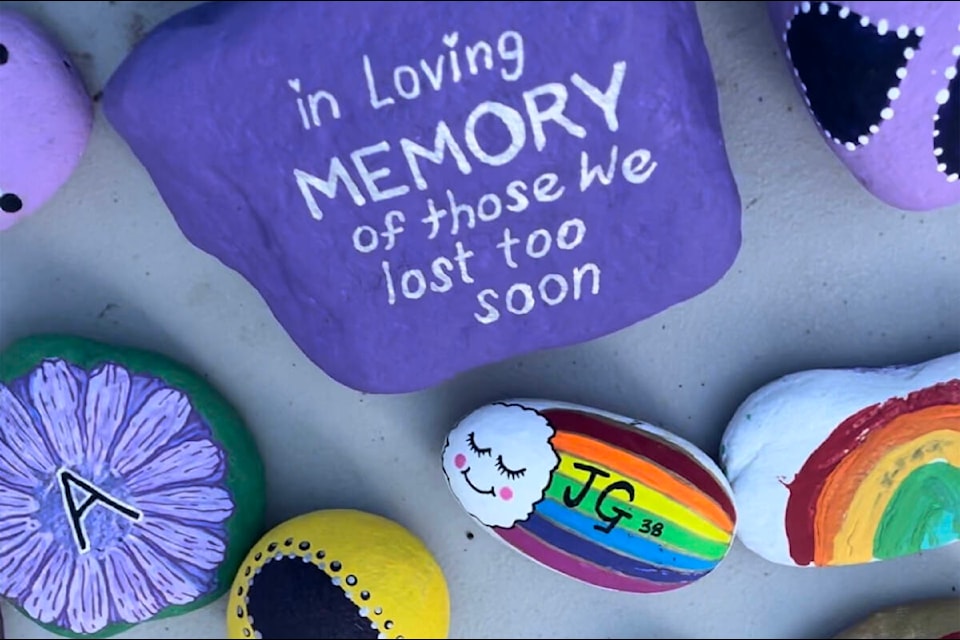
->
0;9;93;231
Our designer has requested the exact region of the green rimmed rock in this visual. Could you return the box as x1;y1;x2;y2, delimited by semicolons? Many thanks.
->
0;334;266;637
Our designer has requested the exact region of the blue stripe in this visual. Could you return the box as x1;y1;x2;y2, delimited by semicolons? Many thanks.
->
534;499;717;573
523;507;708;583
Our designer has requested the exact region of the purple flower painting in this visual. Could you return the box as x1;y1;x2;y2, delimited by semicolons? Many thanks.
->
0;358;236;635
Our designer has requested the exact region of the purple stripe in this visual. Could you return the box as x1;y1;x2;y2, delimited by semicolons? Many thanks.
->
494;524;695;593
523;511;704;582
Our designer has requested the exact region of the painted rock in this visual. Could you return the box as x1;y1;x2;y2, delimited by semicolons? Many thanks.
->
832;598;960;639
103;1;742;394
226;509;449;639
0;9;94;231
721;351;960;567
441;400;737;592
0;335;266;637
770;1;960;211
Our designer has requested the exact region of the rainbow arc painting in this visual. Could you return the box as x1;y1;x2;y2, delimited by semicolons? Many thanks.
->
721;352;960;567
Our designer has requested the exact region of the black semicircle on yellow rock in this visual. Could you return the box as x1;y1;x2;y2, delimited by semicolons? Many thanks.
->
242;555;379;640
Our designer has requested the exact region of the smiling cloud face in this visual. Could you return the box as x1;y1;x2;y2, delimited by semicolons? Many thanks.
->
442;403;559;529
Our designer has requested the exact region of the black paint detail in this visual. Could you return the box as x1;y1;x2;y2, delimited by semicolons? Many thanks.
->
786;3;922;144
0;193;22;213
246;558;378;640
0;44;8;64
936;59;959;179
59;469;142;552
561;462;609;508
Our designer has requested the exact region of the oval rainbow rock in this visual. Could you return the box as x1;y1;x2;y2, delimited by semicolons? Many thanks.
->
441;400;737;593
721;351;960;567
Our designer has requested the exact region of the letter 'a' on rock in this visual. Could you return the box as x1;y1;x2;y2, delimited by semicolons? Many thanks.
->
0;9;94;231
103;1;742;394
830;598;960;639
0;335;266;638
770;1;960;211
441;400;737;593
720;351;960;568
226;509;450;639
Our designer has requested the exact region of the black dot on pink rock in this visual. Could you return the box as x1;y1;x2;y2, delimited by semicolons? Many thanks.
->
0;193;23;213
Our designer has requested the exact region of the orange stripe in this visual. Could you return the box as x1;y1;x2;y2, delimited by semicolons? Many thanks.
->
814;404;960;565
552;431;733;533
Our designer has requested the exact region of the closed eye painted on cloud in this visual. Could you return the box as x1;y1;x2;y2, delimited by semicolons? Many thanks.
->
784;2;923;150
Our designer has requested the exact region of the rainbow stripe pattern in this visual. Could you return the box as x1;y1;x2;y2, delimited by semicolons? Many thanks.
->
494;408;736;592
786;379;960;566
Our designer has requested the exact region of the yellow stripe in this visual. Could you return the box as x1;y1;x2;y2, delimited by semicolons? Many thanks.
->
557;453;730;543
829;429;960;565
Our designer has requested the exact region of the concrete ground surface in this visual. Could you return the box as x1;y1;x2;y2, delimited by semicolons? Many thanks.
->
0;1;957;639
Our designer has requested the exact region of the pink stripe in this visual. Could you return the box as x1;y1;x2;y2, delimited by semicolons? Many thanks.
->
493;525;687;593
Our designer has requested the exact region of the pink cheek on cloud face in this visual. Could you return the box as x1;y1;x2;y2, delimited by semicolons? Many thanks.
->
454;453;466;469
499;486;513;501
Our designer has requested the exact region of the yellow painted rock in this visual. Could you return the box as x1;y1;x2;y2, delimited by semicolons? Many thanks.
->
832;598;960;639
226;509;449;639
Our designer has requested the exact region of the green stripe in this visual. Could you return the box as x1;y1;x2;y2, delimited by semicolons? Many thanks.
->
874;461;960;559
545;472;730;561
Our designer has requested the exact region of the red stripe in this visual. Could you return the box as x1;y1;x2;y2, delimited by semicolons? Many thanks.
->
784;379;960;565
539;408;736;521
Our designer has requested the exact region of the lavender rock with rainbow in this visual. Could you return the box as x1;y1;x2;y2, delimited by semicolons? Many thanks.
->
720;351;960;567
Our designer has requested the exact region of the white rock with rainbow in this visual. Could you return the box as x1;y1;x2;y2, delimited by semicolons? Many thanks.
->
720;351;960;567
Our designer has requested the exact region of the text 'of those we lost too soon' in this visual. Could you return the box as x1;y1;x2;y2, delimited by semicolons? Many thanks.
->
290;28;659;326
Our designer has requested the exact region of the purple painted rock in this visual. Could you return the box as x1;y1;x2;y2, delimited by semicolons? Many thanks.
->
0;9;93;231
103;1;742;393
0;335;266;637
770;1;960;211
